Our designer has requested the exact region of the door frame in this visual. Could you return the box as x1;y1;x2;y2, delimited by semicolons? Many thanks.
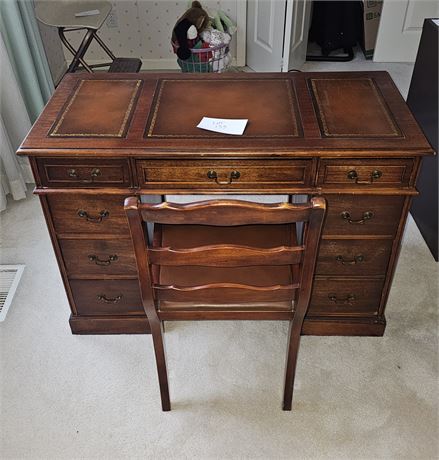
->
236;0;247;66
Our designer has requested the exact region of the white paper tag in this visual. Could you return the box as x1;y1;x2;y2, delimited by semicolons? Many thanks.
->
197;117;248;135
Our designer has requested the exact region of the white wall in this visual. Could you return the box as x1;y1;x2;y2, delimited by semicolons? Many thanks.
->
52;0;243;70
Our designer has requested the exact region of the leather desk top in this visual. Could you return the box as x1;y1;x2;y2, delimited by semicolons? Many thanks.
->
18;71;433;157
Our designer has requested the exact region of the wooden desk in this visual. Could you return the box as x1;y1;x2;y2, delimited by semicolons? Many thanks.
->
18;71;433;336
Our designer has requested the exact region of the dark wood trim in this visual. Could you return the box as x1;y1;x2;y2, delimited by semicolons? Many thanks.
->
69;314;385;336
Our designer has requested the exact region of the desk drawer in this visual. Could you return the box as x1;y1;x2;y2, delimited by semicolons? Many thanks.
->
309;278;384;316
136;160;313;190
322;195;405;237
317;158;414;188
60;239;137;276
47;194;130;235
316;239;392;276
37;158;131;188
70;280;143;316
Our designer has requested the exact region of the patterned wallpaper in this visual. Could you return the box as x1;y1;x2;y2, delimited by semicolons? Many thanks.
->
38;0;240;70
36;12;67;84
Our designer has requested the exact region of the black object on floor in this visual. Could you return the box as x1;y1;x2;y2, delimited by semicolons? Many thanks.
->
407;18;438;261
306;1;362;62
108;57;142;73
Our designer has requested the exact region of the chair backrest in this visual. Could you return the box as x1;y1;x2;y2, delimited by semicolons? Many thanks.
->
125;198;326;319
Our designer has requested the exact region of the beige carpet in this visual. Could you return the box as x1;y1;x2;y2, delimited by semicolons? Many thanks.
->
1;58;438;459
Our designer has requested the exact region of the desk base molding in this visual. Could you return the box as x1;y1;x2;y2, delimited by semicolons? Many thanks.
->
69;314;386;336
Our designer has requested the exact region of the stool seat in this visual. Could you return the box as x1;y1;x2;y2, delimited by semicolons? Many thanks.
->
35;0;111;29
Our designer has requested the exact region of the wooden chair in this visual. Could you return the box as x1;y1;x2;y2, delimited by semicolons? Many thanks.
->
124;197;326;411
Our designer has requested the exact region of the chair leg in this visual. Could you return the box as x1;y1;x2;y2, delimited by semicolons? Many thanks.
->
150;320;171;411
282;317;303;411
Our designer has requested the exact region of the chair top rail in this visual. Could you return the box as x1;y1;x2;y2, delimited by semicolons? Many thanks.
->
124;198;324;226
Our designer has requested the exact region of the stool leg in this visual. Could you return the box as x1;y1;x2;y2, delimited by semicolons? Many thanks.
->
150;319;171;411
58;28;92;72
282;317;303;411
93;32;116;60
66;28;95;73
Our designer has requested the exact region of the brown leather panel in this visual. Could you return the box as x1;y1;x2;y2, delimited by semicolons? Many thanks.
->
146;79;300;138
309;77;401;138
50;80;141;137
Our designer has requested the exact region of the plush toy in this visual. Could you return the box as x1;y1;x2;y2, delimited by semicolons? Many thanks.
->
172;1;209;60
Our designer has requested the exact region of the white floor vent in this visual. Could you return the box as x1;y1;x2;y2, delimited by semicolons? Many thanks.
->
0;265;25;322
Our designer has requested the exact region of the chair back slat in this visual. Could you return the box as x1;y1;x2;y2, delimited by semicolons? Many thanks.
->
153;283;298;303
148;244;304;267
139;200;313;226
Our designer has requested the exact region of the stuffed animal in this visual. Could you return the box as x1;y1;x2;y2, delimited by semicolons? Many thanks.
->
172;1;209;60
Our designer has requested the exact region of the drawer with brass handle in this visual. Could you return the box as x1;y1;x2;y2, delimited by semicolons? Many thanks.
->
47;194;130;235
322;195;405;237
317;158;414;188
70;280;143;315
136;159;313;190
316;239;392;276
60;239;137;276
308;278;385;316
37;158;131;188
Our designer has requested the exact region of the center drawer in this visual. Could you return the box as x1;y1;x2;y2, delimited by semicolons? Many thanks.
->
136;159;313;190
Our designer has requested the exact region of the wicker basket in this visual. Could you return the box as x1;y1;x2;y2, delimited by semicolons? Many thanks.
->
175;42;230;73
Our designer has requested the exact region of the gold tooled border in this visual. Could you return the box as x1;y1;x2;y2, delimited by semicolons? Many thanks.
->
50;79;142;137
146;79;300;138
310;77;401;138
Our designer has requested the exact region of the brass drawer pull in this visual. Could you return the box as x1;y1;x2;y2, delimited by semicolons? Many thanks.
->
88;254;118;266
207;170;240;185
347;169;382;184
328;294;356;304
91;168;101;177
341;210;373;224
97;294;122;304
77;209;109;223
335;254;365;265
67;168;101;181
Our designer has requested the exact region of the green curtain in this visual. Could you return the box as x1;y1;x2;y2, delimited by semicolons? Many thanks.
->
0;0;54;122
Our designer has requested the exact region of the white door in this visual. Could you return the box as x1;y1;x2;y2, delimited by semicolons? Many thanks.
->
246;0;287;71
282;0;312;71
374;0;439;62
246;0;311;72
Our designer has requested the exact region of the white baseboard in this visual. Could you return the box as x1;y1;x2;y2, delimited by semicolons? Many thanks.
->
66;57;239;71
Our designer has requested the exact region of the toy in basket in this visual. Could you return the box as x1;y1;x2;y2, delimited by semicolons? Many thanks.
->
171;1;236;73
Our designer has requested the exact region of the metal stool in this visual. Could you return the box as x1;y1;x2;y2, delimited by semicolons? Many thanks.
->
35;0;141;73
